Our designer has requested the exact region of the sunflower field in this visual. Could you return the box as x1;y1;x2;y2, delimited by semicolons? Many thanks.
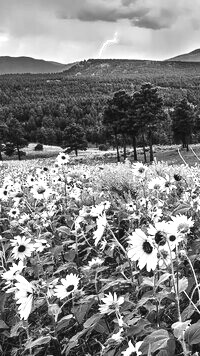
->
1;154;200;356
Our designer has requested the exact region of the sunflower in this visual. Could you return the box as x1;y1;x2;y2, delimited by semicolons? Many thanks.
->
2;261;24;288
99;292;124;315
127;229;157;272
11;235;35;260
54;274;80;300
56;152;70;166
171;215;194;236
14;275;35;320
8;207;20;219
148;176;166;191
122;340;143;356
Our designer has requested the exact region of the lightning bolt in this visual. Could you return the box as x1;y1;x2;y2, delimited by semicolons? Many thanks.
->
98;31;119;58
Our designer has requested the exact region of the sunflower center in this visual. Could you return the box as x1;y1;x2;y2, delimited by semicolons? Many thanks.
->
154;184;161;190
66;285;75;293
37;187;46;194
138;167;145;173
3;190;7;195
155;231;166;246
109;302;119;310
143;241;153;254
18;245;26;252
169;235;176;242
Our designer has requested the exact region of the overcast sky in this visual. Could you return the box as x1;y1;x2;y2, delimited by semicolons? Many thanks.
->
0;0;200;64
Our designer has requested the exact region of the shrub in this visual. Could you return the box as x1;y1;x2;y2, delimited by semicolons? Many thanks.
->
99;144;109;151
34;143;43;151
19;151;26;158
4;142;15;156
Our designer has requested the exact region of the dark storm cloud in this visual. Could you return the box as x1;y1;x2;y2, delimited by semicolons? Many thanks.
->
57;0;178;30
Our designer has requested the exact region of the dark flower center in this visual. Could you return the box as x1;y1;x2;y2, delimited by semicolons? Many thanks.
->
61;156;66;160
139;167;145;173
143;241;153;254
3;190;7;195
174;174;182;181
165;182;170;187
16;192;23;198
12;211;17;215
43;167;48;171
155;231;166;246
66;285;75;293
169;235;176;242
37;187;46;194
18;245;26;253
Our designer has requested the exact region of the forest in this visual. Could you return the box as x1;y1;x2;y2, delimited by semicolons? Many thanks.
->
1;58;200;159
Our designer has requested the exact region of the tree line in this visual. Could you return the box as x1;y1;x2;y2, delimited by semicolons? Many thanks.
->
0;82;199;161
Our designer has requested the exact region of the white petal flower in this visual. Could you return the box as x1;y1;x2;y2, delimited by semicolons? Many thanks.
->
11;235;35;260
99;292;124;315
54;274;80;300
127;229;157;272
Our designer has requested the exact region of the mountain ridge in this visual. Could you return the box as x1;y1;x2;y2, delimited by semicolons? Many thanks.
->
167;48;200;62
0;56;75;74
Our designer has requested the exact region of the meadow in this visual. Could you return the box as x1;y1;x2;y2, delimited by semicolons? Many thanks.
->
1;151;200;356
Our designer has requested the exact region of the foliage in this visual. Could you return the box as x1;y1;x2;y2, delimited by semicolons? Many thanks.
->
171;99;196;150
62;123;88;156
34;143;44;151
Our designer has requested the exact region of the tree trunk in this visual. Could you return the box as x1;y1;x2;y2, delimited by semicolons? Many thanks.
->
149;130;154;162
123;135;126;160
0;150;3;161
142;133;147;163
132;135;137;161
75;148;78;156
17;144;21;160
115;134;120;162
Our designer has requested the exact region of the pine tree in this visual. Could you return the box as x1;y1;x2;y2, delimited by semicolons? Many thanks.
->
6;116;28;160
171;98;195;151
63;123;88;156
133;83;163;162
103;90;131;161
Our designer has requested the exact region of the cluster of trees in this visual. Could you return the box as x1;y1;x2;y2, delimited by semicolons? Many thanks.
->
103;83;199;162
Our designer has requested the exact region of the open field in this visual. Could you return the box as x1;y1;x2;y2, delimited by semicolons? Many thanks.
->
2;143;200;167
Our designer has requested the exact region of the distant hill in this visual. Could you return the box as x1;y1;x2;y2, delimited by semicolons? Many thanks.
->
63;58;200;79
167;49;200;62
0;56;75;74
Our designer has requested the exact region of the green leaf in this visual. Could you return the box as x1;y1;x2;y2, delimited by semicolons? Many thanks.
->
72;297;95;324
140;329;170;354
185;321;200;345
25;336;51;350
83;313;103;329
156;273;171;288
172;203;190;216
56;315;74;332
56;226;71;235
0;319;9;329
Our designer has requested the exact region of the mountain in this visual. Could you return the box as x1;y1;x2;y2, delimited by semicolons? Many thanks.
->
167;49;200;62
0;56;75;74
63;58;200;79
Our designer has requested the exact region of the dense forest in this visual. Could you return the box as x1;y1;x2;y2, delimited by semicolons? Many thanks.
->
1;58;200;157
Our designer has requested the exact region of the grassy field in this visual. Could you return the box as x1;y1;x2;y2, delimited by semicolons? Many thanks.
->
2;143;200;166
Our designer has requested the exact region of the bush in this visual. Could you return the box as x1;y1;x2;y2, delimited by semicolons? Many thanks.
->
99;144;109;151
34;143;43;151
19;151;26;158
4;143;15;156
